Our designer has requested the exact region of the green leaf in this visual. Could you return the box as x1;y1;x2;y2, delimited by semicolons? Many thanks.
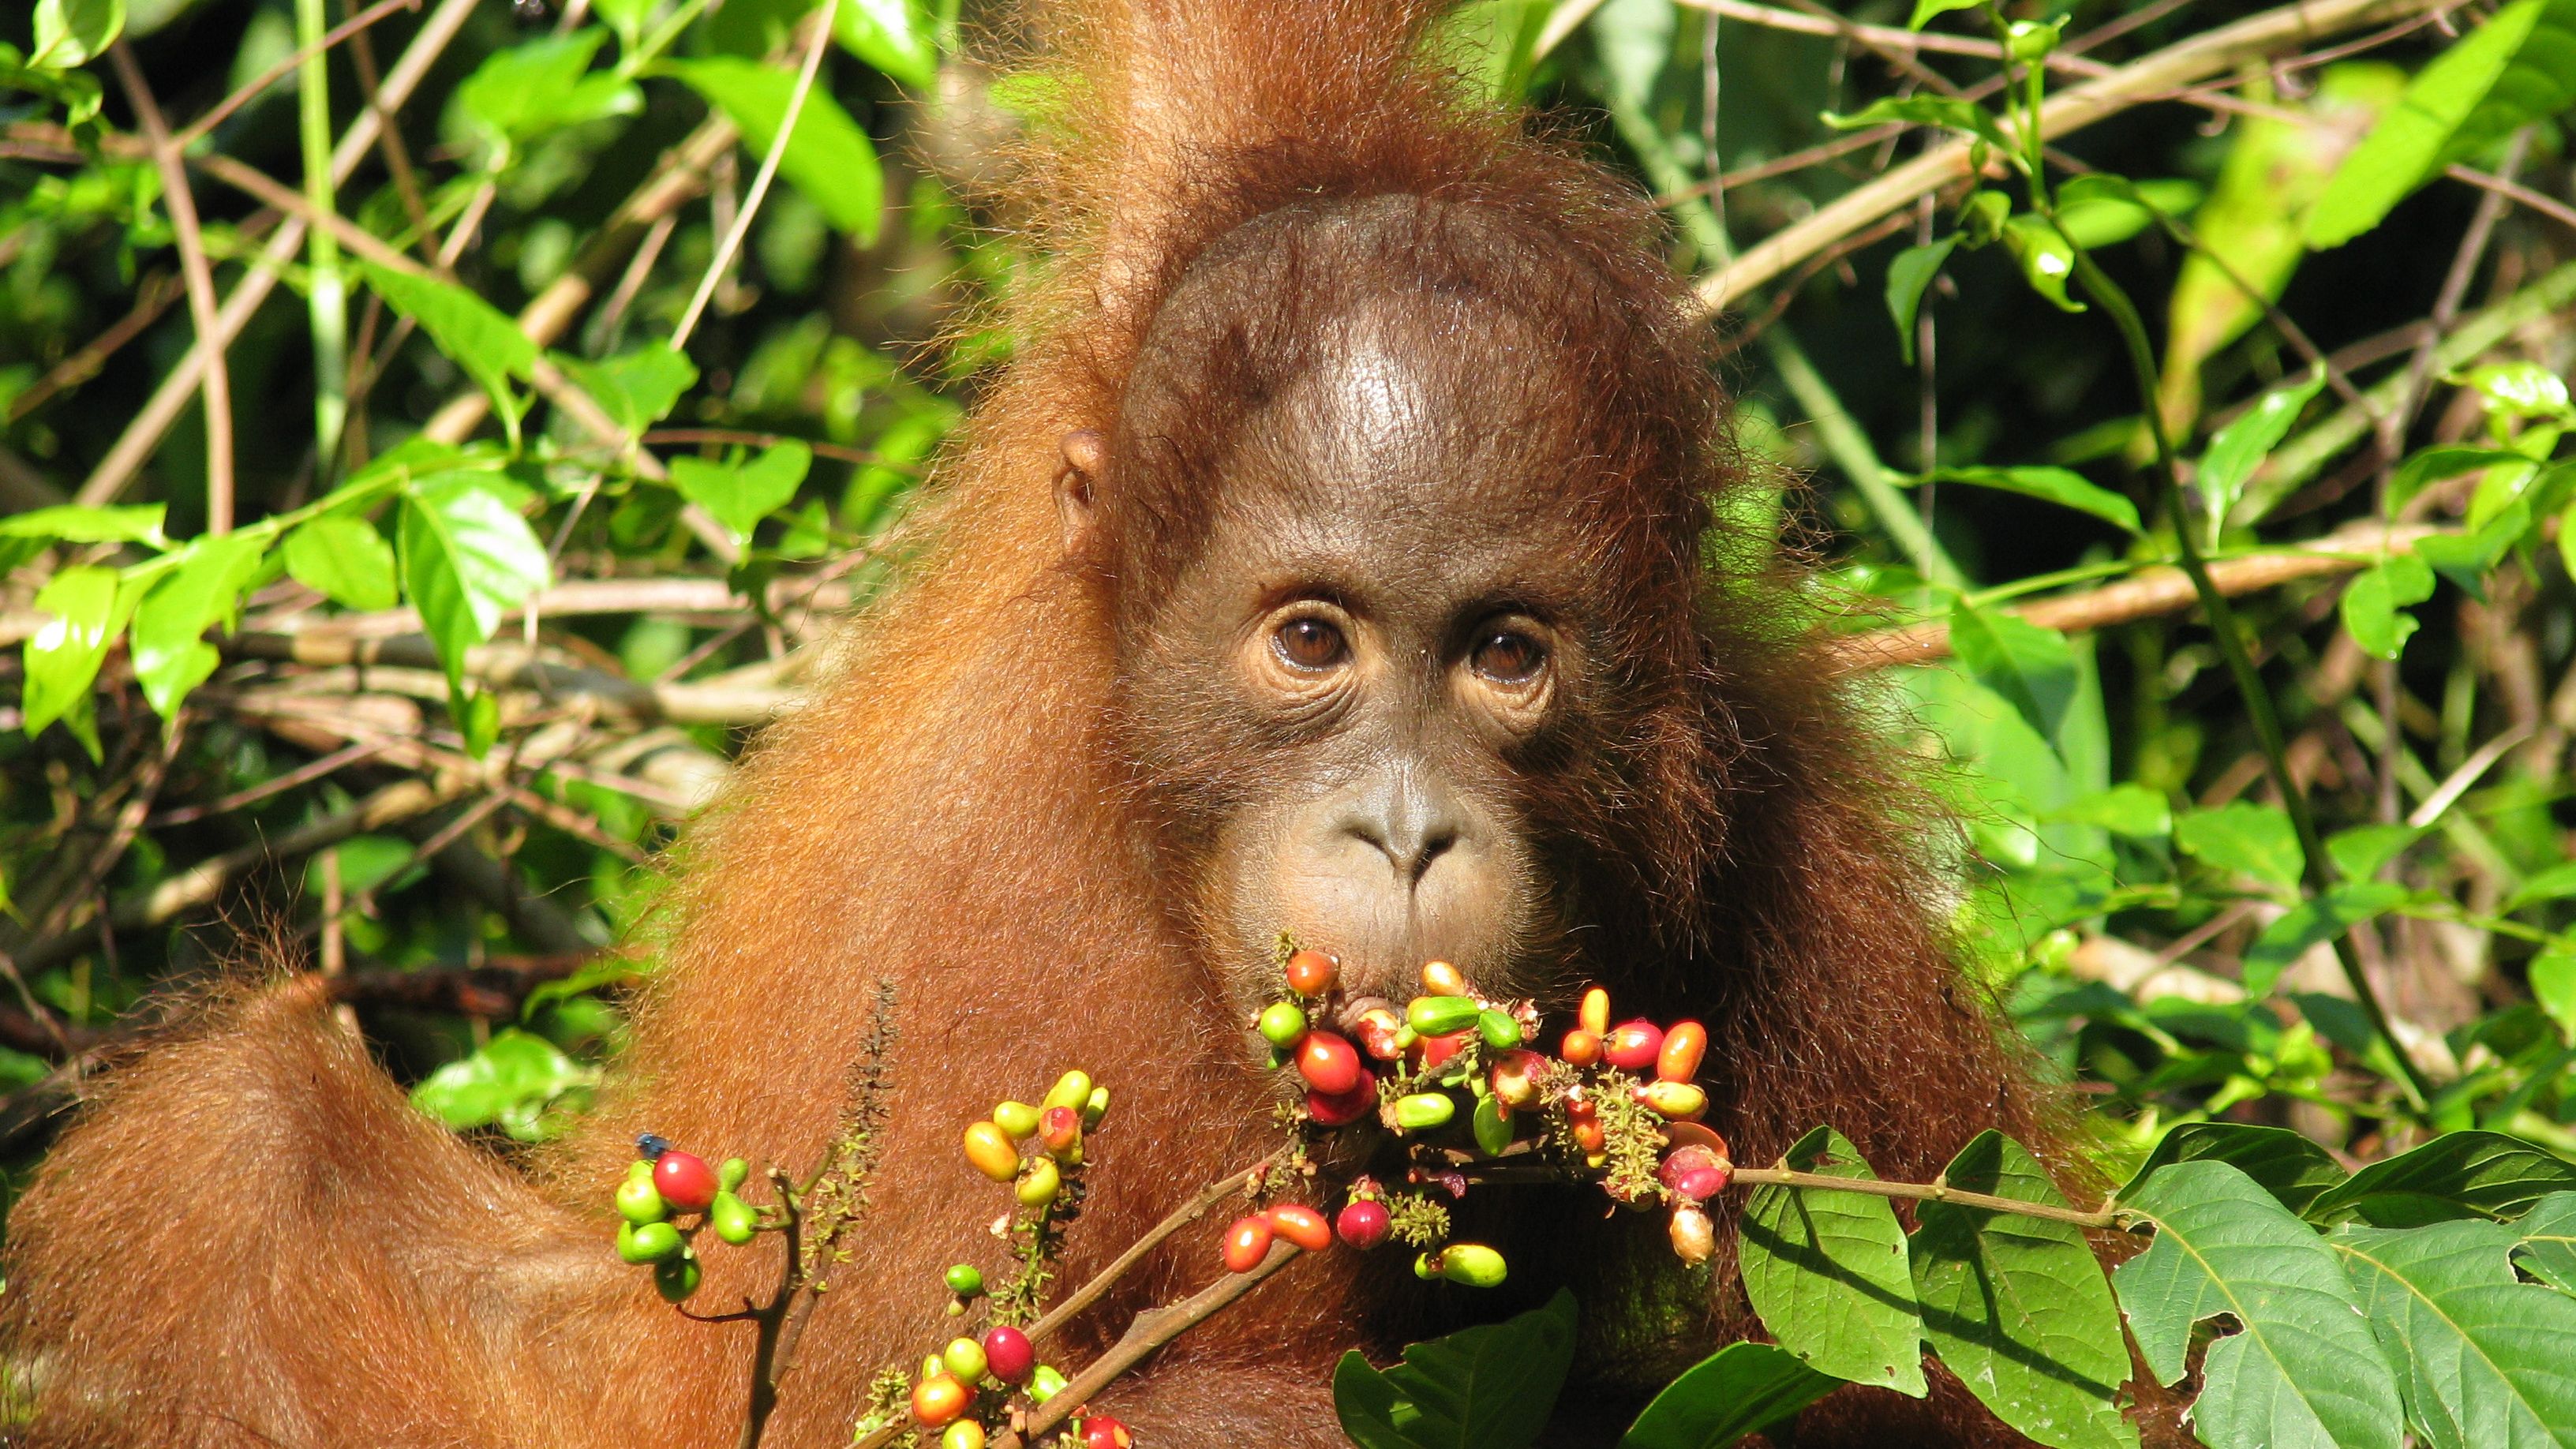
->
2115;1159;2402;1449
1906;0;1983;29
1617;1342;1840;1449
2174;801;2304;890
1911;1133;2136;1449
551;344;696;436
1741;1126;1927;1396
0;503;166;544
2327;822;2428;882
2119;1122;2349;1215
668;441;812;545
30;0;125;67
454;32;642;153
2244;880;2411;998
362;263;534;445
1823;95;2008;155
1885;236;1959;365
1914;466;2141;534
1432;0;1549;104
1331;1289;1576;1449
2529;947;2576;1043
21;566;125;740
2305;0;2569;248
833;0;938;89
2330;1217;2576;1449
398;474;552;688
409;1028;598;1143
1588;0;1674;114
129;533;265;718
668;58;885;242
2340;553;2436;661
2458;360;2575;421
283;515;399;612
2306;1132;2576;1227
2001;215;2086;314
2044;784;2171;840
2391;447;2533;511
2197;369;2327;543
1949;601;2078;749
2509;1190;2576;1293
2053;178;2202;251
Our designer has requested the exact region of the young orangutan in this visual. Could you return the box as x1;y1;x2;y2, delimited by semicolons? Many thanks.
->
0;2;2072;1444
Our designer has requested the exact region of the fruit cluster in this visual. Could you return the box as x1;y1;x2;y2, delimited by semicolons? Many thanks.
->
611;1133;762;1303
959;1069;1110;1212
902;1320;1109;1449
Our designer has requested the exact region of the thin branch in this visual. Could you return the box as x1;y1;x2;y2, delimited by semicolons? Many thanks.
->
672;0;838;350
170;0;423;150
2443;162;2576;235
1728;1166;2125;1229
109;43;235;534
5;271;184;422
1026;1159;1275;1347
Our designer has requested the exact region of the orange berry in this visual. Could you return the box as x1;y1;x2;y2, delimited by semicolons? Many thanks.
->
1223;1214;1275;1272
1265;1203;1333;1252
911;1374;973;1427
1420;960;1470;997
1657;1020;1707;1082
1559;1029;1601;1067
1284;949;1339;996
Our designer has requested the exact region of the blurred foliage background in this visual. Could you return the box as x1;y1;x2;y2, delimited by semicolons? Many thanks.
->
0;0;2571;1236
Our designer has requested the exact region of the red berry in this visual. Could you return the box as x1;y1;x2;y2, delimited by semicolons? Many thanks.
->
1295;1032;1365;1095
1412;1032;1466;1071
1352;1007;1406;1061
1336;1199;1391;1249
1223;1214;1275;1273
982;1324;1035;1384
1284;949;1339;996
653;1150;719;1212
1603;1019;1664;1072
1040;1106;1082;1154
1265;1203;1333;1252
1082;1415;1134;1449
1306;1069;1376;1126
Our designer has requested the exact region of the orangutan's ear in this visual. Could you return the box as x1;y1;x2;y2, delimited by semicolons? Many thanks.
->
1055;429;1106;554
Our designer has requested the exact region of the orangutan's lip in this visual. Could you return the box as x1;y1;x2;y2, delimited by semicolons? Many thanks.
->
1334;995;1395;1034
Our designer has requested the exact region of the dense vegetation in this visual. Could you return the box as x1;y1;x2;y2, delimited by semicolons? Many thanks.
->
3;0;2576;1442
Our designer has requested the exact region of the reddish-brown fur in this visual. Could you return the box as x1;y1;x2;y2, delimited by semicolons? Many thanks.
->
1;3;2068;1444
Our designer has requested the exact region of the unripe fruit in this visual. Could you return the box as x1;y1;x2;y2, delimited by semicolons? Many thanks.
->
942;1421;986;1449
1639;1080;1708;1121
1472;1096;1512;1156
1040;1106;1084;1159
1476;1009;1522;1049
1265;1203;1332;1252
617;1219;683;1264
1393;1093;1455;1131
1295;1032;1365;1095
1406;995;1481;1037
1669;1204;1717;1264
945;1263;985;1297
1284;948;1339;995
1223;1214;1275;1272
1082;1415;1134;1449
1602;1020;1664;1073
1578;986;1611;1038
711;1190;758;1245
1353;1007;1406;1061
719;1157;750;1191
1028;1365;1069;1404
1306;1069;1376;1126
653;1150;720;1213
1084;1085;1110;1128
1489;1050;1546;1109
1017;1157;1062;1208
1257;1001;1309;1048
1413;1252;1440;1279
616;1173;668;1225
1436;1244;1508;1287
993;1100;1041;1139
982;1325;1035;1384
1559;1029;1601;1067
1336;1199;1391;1249
1420;960;1469;997
1413;1032;1466;1071
1042;1070;1094;1116
1657;1020;1708;1083
654;1252;702;1302
911;1375;972;1427
963;1122;1020;1181
942;1336;988;1384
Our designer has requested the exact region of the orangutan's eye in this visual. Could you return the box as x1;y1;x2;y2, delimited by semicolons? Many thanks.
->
1275;616;1350;672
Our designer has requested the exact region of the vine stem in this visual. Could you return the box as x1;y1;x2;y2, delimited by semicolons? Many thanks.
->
2058;237;2436;1113
1728;1167;2125;1230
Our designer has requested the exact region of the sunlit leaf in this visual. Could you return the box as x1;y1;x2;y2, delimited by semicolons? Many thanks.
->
669;441;812;545
2306;1132;2576;1227
2327;822;2427;881
1741;1126;1926;1396
410;1028;598;1143
455;31;641;155
833;0;938;89
2510;1190;2576;1292
1333;1290;1575;1449
363;262;534;444
552;344;698;435
2119;1122;2349;1215
2174;801;2304;890
2001;215;2084;313
1823;95;2008;154
1618;1342;1839;1449
21;566;127;742
1906;0;1983;32
399;474;552;689
2340;552;2436;661
129;532;265;718
1433;0;1549;104
0;504;166;545
1911;466;2140;534
1949;601;2078;749
1589;0;1676;114
2243;880;2410;998
2196;369;2326;543
668;57;885;242
31;0;125;68
2331;1217;2576;1449
2044;784;2171;840
283;515;399;612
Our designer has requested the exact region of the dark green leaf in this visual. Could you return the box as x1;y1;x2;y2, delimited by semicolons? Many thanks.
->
1885;236;1958;365
1741;1125;1926;1396
1911;1133;2136;1449
2173;801;2304;890
668;58;886;242
2119;1122;2349;1215
2307;1132;2576;1227
2331;1217;2576;1449
282;516;399;612
1949;600;2079;748
399;474;552;687
1823;95;2008;154
2509;1190;2576;1293
363;263;534;444
129;533;265;718
2116;1159;2402;1449
1617;1342;1840;1449
1331;1289;1576;1449
1913;466;2141;534
2244;880;2411;998
2340;554;2436;661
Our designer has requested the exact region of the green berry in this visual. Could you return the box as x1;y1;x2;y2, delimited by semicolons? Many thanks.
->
1406;995;1480;1037
1028;1365;1068;1404
994;1099;1042;1138
1476;1009;1521;1049
1083;1085;1110;1128
653;1252;702;1302
942;1336;988;1383
1016;1157;1061;1208
1472;1096;1512;1156
616;1173;668;1226
945;1263;985;1297
710;1190;758;1245
1437;1244;1508;1288
1257;1001;1309;1048
718;1157;750;1191
1393;1093;1455;1131
617;1219;683;1264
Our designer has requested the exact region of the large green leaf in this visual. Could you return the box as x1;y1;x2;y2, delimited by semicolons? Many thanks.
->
2510;1191;2576;1293
2306;1132;2576;1227
1911;1133;2136;1449
2306;0;2576;248
1914;466;2141;534
833;0;938;88
398;474;552;688
283;515;399;612
2173;801;2304;890
410;1028;598;1143
668;58;885;242
21;566;127;742
1332;1289;1576;1449
2331;1218;2576;1449
129;533;266;718
668;441;812;545
1949;601;2078;750
2116;1159;2402;1449
363;263;534;444
1617;1342;1840;1449
2243;880;2413;998
2120;1123;2349;1215
30;0;125;68
454;31;640;155
1740;1126;1927;1397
